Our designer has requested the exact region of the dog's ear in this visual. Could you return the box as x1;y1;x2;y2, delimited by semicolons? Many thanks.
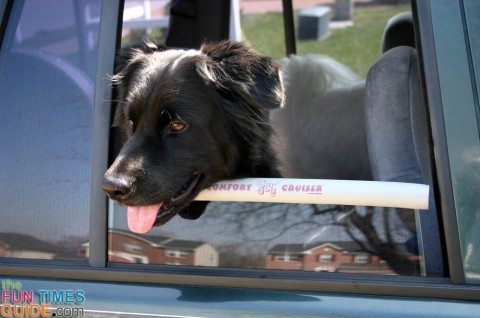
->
199;41;284;110
111;42;167;127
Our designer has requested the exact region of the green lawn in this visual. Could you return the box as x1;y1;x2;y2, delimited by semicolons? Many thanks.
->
241;4;411;77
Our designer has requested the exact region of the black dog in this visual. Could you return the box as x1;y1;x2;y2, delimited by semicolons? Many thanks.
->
103;41;284;233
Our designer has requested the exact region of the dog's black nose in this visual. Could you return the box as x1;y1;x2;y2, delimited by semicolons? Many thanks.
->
102;176;133;199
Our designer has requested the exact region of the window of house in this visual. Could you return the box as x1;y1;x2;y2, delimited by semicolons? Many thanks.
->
124;243;144;253
275;254;300;262
288;255;300;261
165;250;177;257
132;256;149;264
320;254;333;263
165;250;188;258
354;254;369;264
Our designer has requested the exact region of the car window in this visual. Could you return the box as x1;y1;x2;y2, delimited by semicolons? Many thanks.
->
0;0;102;261
105;0;446;278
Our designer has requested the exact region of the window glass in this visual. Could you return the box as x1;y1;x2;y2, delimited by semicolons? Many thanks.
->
108;0;445;277
0;0;102;261
110;202;422;275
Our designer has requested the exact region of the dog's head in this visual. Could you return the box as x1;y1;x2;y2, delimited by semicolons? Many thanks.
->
103;41;284;233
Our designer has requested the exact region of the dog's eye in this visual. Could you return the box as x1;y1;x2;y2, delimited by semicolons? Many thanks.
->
168;121;188;133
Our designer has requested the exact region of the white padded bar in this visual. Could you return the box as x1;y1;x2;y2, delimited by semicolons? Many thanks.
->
195;178;429;210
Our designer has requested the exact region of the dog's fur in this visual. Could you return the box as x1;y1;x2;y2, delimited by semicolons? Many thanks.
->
104;41;372;230
104;41;284;224
272;55;372;180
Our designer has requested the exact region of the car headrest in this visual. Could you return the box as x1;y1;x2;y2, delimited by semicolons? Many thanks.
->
381;12;415;53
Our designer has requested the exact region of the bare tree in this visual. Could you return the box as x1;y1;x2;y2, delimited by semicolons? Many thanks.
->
205;202;420;275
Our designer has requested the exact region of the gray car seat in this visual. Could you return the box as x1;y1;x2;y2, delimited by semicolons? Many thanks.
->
365;45;444;276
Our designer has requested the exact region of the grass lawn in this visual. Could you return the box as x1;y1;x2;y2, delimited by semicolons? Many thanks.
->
241;4;411;77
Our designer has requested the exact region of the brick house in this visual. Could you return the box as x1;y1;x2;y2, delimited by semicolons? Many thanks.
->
265;241;419;274
108;229;171;264
162;240;219;267
78;229;170;263
80;229;218;267
0;233;63;260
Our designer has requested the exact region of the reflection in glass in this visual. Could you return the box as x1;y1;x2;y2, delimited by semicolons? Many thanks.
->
0;0;102;260
109;201;421;275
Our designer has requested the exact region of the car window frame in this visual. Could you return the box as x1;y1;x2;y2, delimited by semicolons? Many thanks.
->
0;0;12;46
427;0;480;285
88;0;124;268
0;0;479;302
414;0;465;284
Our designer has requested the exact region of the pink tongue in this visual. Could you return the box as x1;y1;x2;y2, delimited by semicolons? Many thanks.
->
127;203;163;234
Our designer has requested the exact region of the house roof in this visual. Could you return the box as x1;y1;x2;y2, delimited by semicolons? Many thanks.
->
268;241;415;255
163;239;206;251
268;241;366;255
268;244;307;255
0;233;63;253
108;229;171;247
143;234;172;246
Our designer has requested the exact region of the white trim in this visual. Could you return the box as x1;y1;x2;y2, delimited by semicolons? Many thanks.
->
109;229;168;247
304;242;344;254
